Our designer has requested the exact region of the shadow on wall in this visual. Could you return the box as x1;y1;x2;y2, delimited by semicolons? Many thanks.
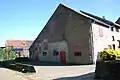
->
53;72;95;80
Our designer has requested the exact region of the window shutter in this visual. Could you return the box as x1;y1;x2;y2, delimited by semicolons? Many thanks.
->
108;45;112;49
99;27;103;37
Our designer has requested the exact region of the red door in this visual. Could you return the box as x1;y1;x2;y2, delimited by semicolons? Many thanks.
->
60;51;66;64
35;49;38;62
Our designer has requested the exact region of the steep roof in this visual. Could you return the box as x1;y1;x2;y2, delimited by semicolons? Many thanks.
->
80;10;114;26
29;3;120;50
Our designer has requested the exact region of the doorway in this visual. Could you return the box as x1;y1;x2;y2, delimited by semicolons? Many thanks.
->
60;51;66;64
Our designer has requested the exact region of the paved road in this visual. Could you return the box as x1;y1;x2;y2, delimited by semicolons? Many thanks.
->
0;65;96;80
0;67;26;80
23;65;96;80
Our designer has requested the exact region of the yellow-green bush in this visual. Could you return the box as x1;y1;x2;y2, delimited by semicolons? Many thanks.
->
100;49;120;60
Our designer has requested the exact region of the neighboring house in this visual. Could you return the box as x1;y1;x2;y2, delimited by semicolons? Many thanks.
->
29;4;120;64
6;40;33;57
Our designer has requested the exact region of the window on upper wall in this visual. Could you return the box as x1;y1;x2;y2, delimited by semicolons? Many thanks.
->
74;52;81;56
115;27;119;32
112;36;115;41
113;44;115;50
117;40;120;48
111;27;114;31
43;52;47;56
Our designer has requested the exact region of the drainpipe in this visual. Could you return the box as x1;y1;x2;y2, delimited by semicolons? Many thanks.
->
89;20;95;64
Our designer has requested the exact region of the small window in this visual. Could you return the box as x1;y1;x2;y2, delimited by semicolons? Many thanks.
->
108;45;112;49
74;52;81;56
53;50;59;56
113;44;115;50
112;36;115;41
111;27;114;31
43;52;47;56
115;27;119;32
117;40;120;48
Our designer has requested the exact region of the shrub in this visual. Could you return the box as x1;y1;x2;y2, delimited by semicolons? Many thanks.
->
100;49;120;60
0;47;17;61
15;57;29;62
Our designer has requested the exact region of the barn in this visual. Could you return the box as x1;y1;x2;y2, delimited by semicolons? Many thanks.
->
29;4;120;64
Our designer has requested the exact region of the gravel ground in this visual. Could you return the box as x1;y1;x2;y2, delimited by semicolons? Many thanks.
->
22;65;96;80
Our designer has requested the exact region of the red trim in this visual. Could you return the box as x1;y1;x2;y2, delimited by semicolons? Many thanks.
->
60;51;66;64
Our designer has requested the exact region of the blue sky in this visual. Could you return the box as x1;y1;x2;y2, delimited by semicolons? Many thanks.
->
0;0;120;47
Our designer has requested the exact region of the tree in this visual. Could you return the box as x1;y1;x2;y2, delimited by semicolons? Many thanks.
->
0;47;17;60
0;48;4;60
5;47;16;60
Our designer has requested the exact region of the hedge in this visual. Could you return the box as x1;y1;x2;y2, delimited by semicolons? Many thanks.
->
15;57;29;62
1;60;36;73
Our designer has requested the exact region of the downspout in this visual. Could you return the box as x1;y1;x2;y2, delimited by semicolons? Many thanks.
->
89;20;95;64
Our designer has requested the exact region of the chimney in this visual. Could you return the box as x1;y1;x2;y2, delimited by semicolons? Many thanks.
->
102;16;105;20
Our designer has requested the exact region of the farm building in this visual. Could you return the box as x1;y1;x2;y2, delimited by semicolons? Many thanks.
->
29;4;120;64
6;40;33;57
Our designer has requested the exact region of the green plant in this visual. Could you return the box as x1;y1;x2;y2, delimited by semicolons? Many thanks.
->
100;49;120;60
0;48;4;60
5;47;17;60
0;47;16;61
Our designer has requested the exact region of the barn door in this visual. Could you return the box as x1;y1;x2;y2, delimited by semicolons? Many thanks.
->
60;51;66;64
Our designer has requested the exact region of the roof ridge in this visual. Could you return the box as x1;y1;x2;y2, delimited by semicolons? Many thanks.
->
59;3;120;27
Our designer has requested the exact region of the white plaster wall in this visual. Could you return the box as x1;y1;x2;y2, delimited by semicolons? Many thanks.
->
23;49;29;57
111;28;120;51
38;41;68;63
92;23;112;63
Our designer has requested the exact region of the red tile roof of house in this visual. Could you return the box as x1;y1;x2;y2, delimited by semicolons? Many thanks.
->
6;40;26;47
6;40;33;48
